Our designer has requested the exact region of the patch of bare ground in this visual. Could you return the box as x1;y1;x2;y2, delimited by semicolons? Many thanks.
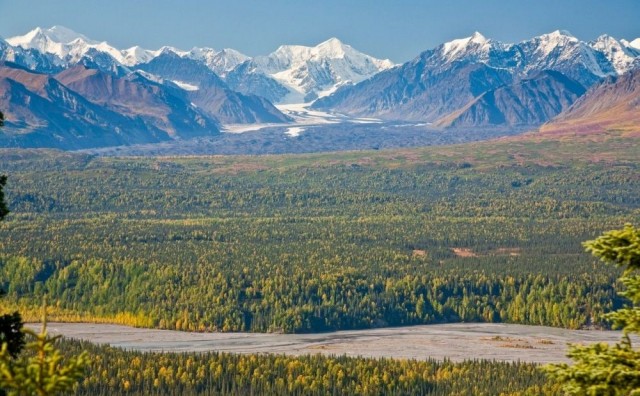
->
493;248;521;256
412;249;427;257
451;248;477;258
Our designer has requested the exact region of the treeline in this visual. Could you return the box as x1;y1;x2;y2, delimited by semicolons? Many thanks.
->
1;254;620;332
57;339;558;395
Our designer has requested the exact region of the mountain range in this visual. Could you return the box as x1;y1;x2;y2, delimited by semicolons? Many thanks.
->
312;31;640;123
0;26;638;150
3;26;394;105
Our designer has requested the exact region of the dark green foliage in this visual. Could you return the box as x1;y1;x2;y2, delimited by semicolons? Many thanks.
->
545;225;640;395
0;323;89;395
58;338;558;395
0;175;24;361
0;311;23;359
0;175;7;225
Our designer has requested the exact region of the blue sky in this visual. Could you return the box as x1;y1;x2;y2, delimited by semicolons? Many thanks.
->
1;0;639;62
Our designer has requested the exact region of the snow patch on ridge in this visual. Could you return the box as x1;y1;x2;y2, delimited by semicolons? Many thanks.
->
171;80;199;91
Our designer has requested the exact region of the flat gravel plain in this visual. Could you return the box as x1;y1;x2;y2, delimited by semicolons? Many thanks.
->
28;322;630;363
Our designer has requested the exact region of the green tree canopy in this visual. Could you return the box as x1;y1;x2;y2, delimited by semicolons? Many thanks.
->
0;175;22;360
545;224;640;395
0;322;88;396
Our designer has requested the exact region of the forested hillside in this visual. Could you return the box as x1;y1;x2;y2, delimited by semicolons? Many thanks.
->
0;134;638;332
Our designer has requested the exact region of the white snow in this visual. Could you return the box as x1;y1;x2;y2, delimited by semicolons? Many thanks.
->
442;31;490;61
249;37;395;104
284;127;305;137
42;26;95;45
590;34;638;74
188;47;249;76
222;123;279;133
630;38;640;50
121;46;156;66
6;26;129;64
6;26;195;67
530;30;578;58
132;70;165;84
222;103;382;134
171;80;199;91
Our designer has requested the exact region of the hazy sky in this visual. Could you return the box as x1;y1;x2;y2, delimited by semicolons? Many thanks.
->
1;0;639;63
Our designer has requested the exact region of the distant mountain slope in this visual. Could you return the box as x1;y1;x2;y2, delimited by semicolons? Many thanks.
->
436;71;586;128
540;67;640;136
313;31;639;123
55;65;219;137
4;26;289;124
5;27;394;105
314;39;515;121
0;38;65;74
135;52;290;124
225;38;395;104
0;62;219;149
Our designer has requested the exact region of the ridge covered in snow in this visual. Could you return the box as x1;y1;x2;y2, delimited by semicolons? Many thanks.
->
428;29;639;78
5;26;397;103
240;37;396;103
3;25;639;106
6;26;248;70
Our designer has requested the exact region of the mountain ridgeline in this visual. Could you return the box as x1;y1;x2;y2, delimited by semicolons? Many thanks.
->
0;26;638;150
313;31;639;123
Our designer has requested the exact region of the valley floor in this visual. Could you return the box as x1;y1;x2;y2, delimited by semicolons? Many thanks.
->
29;322;628;364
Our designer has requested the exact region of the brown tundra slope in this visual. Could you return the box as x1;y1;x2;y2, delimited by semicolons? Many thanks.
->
539;66;640;137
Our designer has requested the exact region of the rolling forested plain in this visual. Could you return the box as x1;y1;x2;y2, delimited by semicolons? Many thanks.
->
1;132;639;394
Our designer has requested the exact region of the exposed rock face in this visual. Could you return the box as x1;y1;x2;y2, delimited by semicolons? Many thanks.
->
436;71;586;128
135;52;290;124
0;62;219;149
540;67;640;135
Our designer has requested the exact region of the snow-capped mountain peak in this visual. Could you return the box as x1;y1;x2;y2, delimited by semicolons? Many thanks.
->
314;37;349;58
534;30;578;47
630;38;640;50
239;38;396;103
470;31;488;43
441;31;492;62
549;29;576;38
7;26;95;50
589;34;638;74
45;25;95;44
121;46;156;66
7;25;125;65
7;27;44;47
187;47;249;76
7;27;66;56
155;46;188;57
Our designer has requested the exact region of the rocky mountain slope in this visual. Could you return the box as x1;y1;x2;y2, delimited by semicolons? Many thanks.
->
436;71;586;128
4;27;394;105
540;66;640;136
313;31;639;124
3;26;290;125
0;62;219;149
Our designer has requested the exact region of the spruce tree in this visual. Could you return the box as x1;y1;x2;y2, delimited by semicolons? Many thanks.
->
545;224;640;394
